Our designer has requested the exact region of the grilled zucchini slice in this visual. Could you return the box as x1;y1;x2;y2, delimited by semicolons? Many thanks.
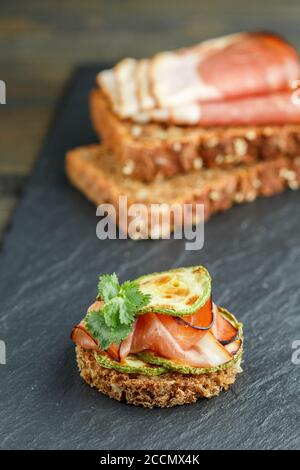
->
94;352;167;376
138;349;242;375
136;266;211;316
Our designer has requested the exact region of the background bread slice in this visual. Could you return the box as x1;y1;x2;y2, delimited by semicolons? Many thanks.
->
76;345;242;408
65;144;300;237
90;88;300;182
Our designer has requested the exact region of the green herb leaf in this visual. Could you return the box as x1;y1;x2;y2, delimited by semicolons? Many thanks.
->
97;273;120;303
85;311;112;350
122;281;151;310
103;299;121;328
85;273;151;350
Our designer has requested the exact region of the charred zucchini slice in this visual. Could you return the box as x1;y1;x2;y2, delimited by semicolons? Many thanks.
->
138;349;242;375
94;352;167;376
136;266;211;316
137;307;243;375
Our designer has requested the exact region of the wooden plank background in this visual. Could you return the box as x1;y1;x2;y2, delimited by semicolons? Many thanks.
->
1;0;300;239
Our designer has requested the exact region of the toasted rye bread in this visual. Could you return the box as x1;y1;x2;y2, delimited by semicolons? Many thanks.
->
76;345;242;408
65;144;300;236
90;88;300;182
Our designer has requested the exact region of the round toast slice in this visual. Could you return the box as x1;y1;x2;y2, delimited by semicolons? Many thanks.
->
76;345;243;408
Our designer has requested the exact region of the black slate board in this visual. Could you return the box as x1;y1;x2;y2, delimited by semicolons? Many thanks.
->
0;67;299;450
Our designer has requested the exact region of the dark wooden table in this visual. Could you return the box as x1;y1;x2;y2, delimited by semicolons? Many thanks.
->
1;0;300;239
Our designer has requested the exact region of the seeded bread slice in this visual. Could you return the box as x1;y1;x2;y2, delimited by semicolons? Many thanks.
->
76;345;242;408
65;144;300;237
90;88;300;182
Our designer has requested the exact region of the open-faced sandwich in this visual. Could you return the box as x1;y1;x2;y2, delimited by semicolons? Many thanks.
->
71;266;243;408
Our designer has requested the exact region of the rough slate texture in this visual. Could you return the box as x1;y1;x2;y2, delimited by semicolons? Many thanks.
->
0;68;299;450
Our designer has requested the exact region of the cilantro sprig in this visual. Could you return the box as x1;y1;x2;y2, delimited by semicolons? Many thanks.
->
85;273;151;350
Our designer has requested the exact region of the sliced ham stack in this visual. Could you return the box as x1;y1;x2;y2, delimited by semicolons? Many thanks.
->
71;300;241;369
98;32;300;126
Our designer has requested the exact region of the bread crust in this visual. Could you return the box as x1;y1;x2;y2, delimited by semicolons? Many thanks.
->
65;144;300;236
90;89;300;182
76;345;242;408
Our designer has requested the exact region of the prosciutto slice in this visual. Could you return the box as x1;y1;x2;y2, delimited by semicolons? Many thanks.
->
133;91;300;126
97;31;300;126
136;59;156;111
151;32;300;107
71;322;98;350
129;313;232;367
71;303;239;368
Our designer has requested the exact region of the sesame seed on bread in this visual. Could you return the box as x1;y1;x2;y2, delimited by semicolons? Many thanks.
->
65;144;300;237
90;88;300;182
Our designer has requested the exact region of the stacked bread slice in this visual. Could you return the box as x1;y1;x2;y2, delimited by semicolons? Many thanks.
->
66;32;300;236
